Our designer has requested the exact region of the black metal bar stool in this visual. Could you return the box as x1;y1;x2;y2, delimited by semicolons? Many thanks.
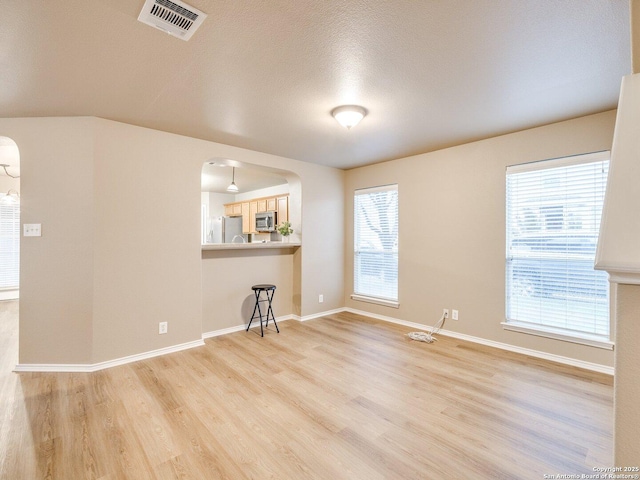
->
247;284;279;337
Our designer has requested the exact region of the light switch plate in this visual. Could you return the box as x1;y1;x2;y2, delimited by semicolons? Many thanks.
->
24;224;42;237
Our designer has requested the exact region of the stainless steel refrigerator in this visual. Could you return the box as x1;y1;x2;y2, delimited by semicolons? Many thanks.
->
209;216;246;243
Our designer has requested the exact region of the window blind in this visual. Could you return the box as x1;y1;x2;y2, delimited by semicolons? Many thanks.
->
0;200;20;290
354;184;398;302
505;152;609;340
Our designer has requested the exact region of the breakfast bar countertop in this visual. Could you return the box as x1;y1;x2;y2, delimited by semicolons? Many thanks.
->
201;241;301;251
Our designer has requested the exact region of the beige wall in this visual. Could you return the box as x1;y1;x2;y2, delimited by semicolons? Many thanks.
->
0;116;344;365
345;110;617;368
613;285;640;463
1;118;96;364
91;119;204;362
202;249;294;333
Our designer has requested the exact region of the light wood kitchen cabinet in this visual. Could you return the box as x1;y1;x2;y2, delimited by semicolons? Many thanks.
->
249;201;258;234
223;193;289;234
241;202;250;233
224;203;242;216
277;195;289;224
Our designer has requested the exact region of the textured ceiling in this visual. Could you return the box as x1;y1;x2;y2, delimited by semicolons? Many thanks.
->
0;0;631;169
201;162;287;193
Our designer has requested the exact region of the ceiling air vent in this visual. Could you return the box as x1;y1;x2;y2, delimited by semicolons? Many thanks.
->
137;0;207;41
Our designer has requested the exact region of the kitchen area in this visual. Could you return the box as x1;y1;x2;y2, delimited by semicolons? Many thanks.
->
200;159;302;335
201;160;299;248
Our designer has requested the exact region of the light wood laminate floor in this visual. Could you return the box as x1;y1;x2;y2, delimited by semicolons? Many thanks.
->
0;301;612;479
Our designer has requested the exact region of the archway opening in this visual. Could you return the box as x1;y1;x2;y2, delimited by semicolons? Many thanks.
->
200;158;301;244
0;136;20;300
0;135;20;373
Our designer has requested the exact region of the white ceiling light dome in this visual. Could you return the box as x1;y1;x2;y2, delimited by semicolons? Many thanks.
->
227;167;239;192
332;105;367;129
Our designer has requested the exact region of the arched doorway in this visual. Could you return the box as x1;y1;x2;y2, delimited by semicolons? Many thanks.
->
0;136;20;371
200;158;301;245
0;136;20;300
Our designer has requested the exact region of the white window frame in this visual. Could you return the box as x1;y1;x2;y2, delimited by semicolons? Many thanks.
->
351;184;399;308
503;151;612;349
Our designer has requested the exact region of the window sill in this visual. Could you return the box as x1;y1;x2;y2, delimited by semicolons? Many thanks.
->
501;321;614;350
351;294;399;309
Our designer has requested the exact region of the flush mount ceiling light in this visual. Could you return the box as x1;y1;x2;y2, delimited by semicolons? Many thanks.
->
331;105;367;129
227;167;239;192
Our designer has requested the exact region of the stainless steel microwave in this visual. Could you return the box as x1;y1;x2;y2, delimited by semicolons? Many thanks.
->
255;211;276;232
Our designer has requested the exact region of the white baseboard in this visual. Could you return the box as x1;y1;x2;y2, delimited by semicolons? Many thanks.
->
14;338;205;373
298;307;344;322
13;307;612;376
16;314;301;373
201;309;342;331
343;307;614;376
202;314;295;339
202;324;248;339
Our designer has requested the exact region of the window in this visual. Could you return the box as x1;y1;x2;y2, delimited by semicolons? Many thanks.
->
0;197;20;291
504;152;611;348
352;184;398;307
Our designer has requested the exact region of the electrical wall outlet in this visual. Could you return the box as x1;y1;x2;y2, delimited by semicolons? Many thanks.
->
159;322;168;334
452;309;459;320
23;224;42;237
319;294;324;303
443;308;449;319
